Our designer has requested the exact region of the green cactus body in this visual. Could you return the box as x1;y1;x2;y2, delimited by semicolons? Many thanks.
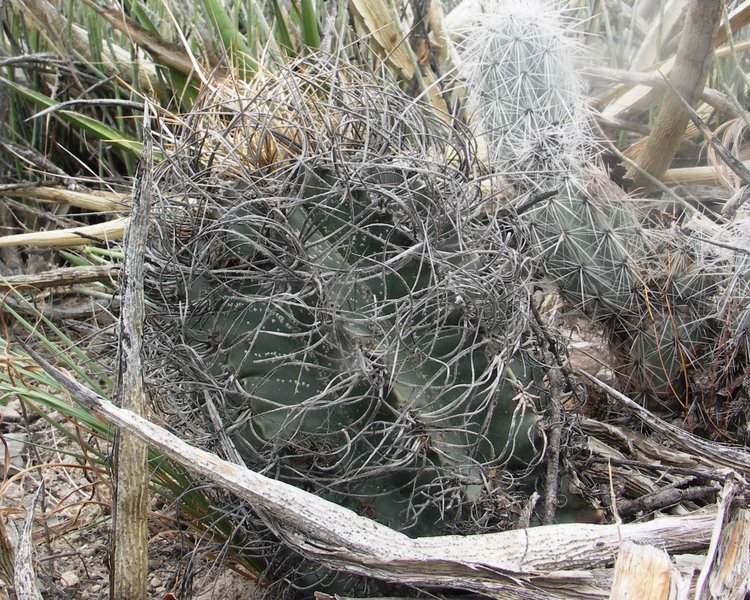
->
145;57;544;592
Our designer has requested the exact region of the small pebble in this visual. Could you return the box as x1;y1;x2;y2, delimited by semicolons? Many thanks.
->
0;402;22;423
0;433;28;469
60;570;80;588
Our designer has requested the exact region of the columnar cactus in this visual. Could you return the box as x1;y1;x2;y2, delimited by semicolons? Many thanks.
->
460;0;748;417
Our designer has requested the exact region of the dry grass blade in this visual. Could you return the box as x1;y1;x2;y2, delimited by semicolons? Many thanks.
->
0;217;128;248
666;81;750;187
77;0;197;77
6;187;130;212
630;0;686;71
349;0;448;115
598;55;676;120
10;0;157;87
662;161;750;186
350;0;415;78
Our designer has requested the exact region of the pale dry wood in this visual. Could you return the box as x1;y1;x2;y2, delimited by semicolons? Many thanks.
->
585;66;739;117
706;509;750;599
662;162;750;187
14;486;43;600
695;479;738;599
626;0;723;192
599;57;676;120
716;1;750;47
609;541;677;600
426;0;449;65
0;265;119;291
581;372;750;476
599;0;747;121
110;111;152;600
6;187;129;212
716;37;750;58
630;0;687;71
23;343;721;600
583;419;696;469
0;518;14;590
0;217;128;248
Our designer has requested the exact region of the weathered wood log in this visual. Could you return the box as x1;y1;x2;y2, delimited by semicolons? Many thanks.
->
110;108;152;600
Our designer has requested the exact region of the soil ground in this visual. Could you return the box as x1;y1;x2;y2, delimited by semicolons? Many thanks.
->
0;397;258;600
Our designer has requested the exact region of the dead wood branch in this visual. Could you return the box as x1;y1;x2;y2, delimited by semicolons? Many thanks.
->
580;371;750;474
14;485;43;600
626;0;723;192
21;342;722;600
0;266;119;291
111;108;152;600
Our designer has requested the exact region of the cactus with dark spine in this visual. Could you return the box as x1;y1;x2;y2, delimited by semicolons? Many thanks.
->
461;0;748;415
144;57;546;593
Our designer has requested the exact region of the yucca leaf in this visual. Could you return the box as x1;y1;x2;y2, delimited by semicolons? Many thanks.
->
3;78;144;156
299;0;321;50
201;0;257;76
270;0;296;57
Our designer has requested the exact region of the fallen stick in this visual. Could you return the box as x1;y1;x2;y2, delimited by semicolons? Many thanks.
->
580;371;750;475
0;265;119;291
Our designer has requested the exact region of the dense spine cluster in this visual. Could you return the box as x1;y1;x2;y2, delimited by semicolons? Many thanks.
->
461;0;748;412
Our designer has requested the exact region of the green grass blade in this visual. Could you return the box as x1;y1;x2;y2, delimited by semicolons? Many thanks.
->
299;0;321;50
201;0;257;76
3;78;145;157
270;0;296;57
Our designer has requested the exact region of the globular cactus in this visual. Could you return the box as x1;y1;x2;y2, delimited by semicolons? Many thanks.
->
144;57;545;594
460;0;748;418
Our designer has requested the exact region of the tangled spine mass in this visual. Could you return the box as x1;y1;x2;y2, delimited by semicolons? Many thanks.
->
144;58;546;593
